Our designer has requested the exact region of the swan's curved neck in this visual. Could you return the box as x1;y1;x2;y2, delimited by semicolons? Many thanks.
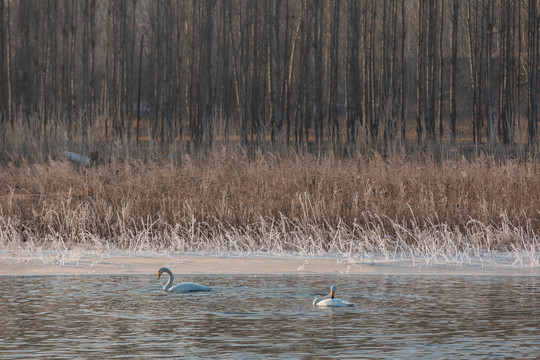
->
162;268;174;291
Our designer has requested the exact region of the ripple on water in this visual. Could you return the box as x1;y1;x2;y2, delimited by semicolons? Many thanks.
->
0;274;538;359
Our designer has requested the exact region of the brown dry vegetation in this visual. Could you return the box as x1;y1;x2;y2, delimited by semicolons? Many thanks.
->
1;150;539;260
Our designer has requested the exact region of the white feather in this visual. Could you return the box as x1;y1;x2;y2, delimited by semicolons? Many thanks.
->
157;267;211;293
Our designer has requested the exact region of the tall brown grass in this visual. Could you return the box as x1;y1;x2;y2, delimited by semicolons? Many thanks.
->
1;150;539;264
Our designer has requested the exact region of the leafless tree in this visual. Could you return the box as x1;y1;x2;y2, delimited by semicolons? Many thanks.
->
0;0;538;158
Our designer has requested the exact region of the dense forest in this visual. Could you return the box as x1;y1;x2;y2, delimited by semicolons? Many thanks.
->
0;0;538;158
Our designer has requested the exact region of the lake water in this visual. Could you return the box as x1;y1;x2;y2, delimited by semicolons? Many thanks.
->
0;273;538;359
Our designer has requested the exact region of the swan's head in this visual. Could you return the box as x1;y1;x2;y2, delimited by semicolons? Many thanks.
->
330;285;337;299
157;267;170;279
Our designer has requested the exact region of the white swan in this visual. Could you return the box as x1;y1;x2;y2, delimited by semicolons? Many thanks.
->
157;267;211;293
313;285;355;307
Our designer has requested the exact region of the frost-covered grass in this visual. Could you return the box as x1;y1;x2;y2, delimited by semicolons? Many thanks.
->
1;151;539;267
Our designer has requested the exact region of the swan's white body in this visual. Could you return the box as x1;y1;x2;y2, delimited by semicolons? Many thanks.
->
313;285;355;307
157;267;211;293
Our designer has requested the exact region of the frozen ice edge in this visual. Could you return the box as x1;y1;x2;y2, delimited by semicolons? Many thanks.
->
1;247;539;276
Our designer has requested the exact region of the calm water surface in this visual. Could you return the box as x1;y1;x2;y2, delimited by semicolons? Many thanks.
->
0;273;538;359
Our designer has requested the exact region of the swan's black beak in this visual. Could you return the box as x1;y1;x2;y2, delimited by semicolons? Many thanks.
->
157;272;162;279
331;290;335;299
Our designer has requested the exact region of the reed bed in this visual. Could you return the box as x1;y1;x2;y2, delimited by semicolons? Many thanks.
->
1;150;539;266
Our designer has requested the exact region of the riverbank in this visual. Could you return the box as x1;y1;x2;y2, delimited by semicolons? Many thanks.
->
2;252;539;277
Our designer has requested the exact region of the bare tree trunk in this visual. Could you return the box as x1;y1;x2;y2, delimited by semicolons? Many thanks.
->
62;0;69;139
416;0;426;144
426;0;436;143
69;0;77;142
450;0;459;143
329;0;340;148
400;0;406;143
231;1;247;146
528;0;539;147
82;0;89;148
438;0;444;143
163;0;172;144
368;1;377;146
187;0;200;144
136;34;143;146
466;0;482;147
51;0;60;136
389;0;398;149
346;0;359;149
264;2;272;147
103;4;110;142
88;0;97;143
172;1;184;146
204;0;214;150
249;2;261;146
0;2;4;118
231;37;245;146
514;1;521;146
119;0;128;142
499;0;516;146
6;0;13;132
296;0;309;148
272;0;283;144
40;2;51;148
110;2;121;140
312;0;322;145
381;0;389;148
148;2;157;144
285;1;301;148
0;1;5;146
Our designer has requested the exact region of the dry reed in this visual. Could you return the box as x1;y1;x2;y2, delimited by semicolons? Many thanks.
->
1;150;539;265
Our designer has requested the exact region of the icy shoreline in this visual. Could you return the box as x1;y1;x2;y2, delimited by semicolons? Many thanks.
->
1;250;539;276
